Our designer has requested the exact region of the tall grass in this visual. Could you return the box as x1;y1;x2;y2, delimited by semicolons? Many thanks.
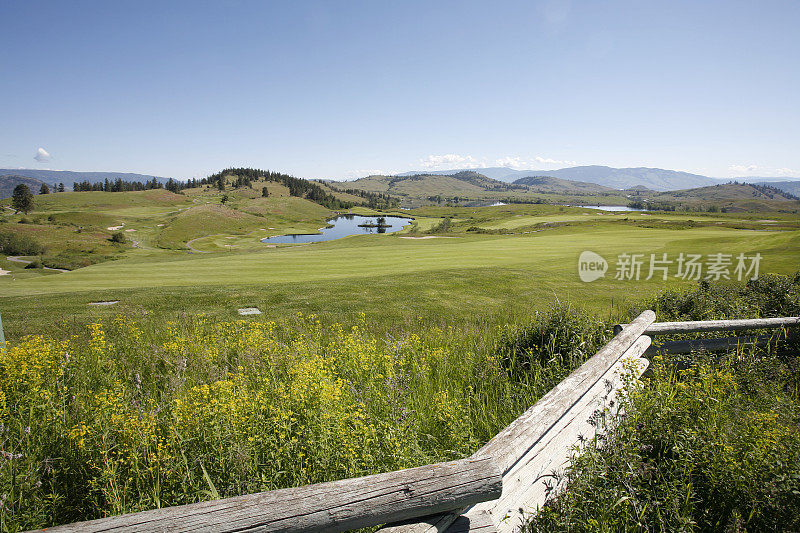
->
0;306;603;530
3;275;798;530
526;349;800;532
527;274;800;532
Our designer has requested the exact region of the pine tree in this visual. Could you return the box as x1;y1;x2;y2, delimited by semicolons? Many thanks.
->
12;184;34;214
39;183;50;194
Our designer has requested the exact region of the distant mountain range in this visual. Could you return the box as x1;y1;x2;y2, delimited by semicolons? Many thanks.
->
396;165;799;192
399;165;717;190
0;169;169;188
754;180;800;197
513;175;618;194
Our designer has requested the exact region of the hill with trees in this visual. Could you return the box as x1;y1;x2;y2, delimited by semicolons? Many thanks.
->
196;168;398;210
0;174;49;199
398;165;722;190
628;182;800;212
512;175;618;194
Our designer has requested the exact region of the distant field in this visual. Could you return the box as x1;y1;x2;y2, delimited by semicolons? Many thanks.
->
1;185;799;338
2;218;798;338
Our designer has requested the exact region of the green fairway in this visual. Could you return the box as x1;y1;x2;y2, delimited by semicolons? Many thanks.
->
3;220;798;338
4;224;794;296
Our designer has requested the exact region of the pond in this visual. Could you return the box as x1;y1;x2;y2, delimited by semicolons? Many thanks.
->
572;205;642;212
261;215;413;244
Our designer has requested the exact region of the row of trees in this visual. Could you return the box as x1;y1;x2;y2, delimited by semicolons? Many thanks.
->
71;177;183;193
37;183;66;194
325;184;399;209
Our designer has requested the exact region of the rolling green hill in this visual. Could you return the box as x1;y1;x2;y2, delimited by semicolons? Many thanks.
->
0;174;49;198
339;171;619;206
632;182;800;212
513;175;619;194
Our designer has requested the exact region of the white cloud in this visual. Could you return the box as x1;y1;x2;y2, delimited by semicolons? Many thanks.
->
34;147;51;162
774;167;798;177
729;164;759;175
494;156;576;169
729;164;798;177
418;154;487;170
417;153;576;172
342;169;388;179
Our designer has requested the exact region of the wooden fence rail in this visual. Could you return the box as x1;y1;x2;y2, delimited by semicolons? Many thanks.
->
41;458;502;533
615;316;800;335
380;310;656;533
35;312;797;533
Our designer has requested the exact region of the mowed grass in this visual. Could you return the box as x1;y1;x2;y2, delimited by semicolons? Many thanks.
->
6;224;797;296
2;222;798;338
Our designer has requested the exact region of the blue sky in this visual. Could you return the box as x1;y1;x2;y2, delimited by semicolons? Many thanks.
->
1;0;798;180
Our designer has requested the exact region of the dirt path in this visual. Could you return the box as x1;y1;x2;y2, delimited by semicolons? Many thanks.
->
185;236;212;253
185;228;273;253
6;256;70;273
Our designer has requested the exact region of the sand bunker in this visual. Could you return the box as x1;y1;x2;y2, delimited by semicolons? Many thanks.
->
88;301;119;306
238;307;261;316
0;268;10;276
125;229;136;232
157;224;165;227
107;225;124;231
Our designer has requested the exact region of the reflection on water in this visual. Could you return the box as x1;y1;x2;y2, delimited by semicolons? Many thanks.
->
261;215;412;244
573;205;642;212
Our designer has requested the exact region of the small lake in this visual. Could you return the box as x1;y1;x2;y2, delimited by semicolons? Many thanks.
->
261;215;413;244
572;205;641;212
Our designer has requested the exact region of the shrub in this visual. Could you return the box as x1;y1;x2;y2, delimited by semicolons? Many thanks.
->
496;303;609;379
527;276;800;532
527;352;800;532
644;272;800;321
109;231;126;243
24;258;42;269
0;230;45;255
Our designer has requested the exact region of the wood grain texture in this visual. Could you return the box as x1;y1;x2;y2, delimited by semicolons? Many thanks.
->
616;316;800;335
37;457;502;533
382;310;656;533
448;342;651;533
473;310;654;473
646;334;775;355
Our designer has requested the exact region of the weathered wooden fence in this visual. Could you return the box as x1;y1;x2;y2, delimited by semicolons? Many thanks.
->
37;311;799;533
